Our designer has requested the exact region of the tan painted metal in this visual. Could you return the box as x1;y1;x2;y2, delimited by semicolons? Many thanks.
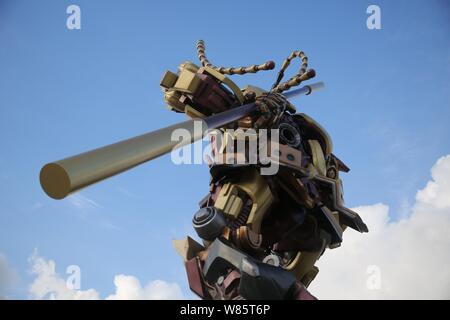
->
40;119;206;199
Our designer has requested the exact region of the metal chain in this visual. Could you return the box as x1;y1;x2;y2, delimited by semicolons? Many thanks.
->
196;40;275;75
195;40;316;94
271;51;315;93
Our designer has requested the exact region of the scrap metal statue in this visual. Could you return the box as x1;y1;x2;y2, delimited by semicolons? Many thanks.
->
39;40;368;300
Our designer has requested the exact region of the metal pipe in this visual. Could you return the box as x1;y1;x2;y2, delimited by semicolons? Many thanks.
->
39;82;324;199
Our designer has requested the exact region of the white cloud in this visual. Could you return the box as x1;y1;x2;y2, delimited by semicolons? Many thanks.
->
106;275;183;300
28;251;183;300
310;155;450;299
67;193;101;210
0;253;19;299
28;251;99;300
416;155;450;209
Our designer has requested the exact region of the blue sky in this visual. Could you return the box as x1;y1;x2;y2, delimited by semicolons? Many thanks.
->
0;0;449;299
